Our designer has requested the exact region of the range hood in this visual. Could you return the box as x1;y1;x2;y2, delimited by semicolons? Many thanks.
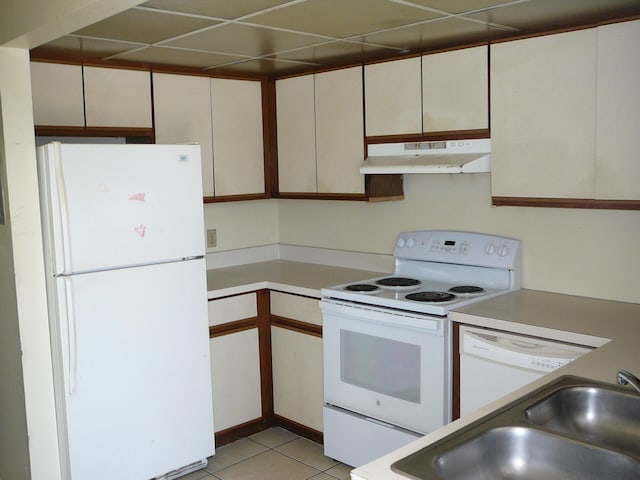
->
361;139;491;174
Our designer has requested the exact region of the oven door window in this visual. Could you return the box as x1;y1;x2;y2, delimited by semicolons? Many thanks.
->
341;330;420;403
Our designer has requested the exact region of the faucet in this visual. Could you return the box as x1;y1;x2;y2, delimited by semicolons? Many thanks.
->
616;370;640;394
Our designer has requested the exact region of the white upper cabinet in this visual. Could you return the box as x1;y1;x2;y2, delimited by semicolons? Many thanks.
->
365;57;422;136
211;78;265;197
153;73;214;197
83;66;152;128
595;19;640;200
276;75;317;193
153;73;265;198
422;46;488;132
276;67;365;195
490;30;598;198
315;67;365;194
31;62;84;126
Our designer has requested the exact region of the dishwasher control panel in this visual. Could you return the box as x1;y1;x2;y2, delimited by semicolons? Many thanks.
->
461;327;592;373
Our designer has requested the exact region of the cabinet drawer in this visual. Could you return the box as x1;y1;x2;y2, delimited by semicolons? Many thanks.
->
270;291;321;326
208;293;257;326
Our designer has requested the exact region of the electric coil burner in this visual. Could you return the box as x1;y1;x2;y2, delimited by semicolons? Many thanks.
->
405;291;457;303
448;285;485;296
345;284;379;293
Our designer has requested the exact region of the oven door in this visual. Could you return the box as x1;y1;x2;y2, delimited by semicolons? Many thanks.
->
320;299;451;434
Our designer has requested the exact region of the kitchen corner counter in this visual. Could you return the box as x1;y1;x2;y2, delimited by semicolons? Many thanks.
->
352;288;640;480
206;260;386;299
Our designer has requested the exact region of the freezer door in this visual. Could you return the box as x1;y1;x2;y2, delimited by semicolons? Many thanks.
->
37;142;205;275
53;259;214;480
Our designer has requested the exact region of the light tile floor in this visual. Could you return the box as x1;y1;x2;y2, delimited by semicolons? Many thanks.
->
181;428;352;480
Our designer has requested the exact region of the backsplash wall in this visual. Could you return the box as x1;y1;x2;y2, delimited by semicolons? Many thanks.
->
278;174;640;304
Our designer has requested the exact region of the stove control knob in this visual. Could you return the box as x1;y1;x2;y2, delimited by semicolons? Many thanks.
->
498;244;509;257
396;237;406;248
485;242;496;255
406;237;416;248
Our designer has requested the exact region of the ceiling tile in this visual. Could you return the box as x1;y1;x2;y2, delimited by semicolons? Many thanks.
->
356;17;499;52
73;8;220;44
112;46;250;69
141;0;293;20
31;36;145;60
248;0;443;38
467;0;640;32
404;0;513;14
271;40;403;64
163;23;326;57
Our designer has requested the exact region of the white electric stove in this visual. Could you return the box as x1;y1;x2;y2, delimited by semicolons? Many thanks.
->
320;231;521;468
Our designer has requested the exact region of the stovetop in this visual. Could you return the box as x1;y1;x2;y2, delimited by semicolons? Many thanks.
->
321;231;521;316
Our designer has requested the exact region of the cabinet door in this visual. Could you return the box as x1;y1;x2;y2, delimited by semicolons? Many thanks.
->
153;73;215;197
491;30;597;198
83;66;152;128
315;66;365;194
210;78;265;197
31;62;85;126
595;20;640;200
209;329;262;432
276;75;317;193
422;46;488;132
365;57;422;136
271;326;324;431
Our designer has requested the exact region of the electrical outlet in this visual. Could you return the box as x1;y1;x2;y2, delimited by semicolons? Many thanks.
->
206;229;217;249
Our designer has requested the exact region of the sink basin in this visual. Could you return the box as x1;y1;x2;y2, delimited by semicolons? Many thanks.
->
524;385;640;454
422;427;640;480
391;376;640;480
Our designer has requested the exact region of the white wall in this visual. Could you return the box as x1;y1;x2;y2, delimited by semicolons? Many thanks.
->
278;173;640;304
203;199;279;251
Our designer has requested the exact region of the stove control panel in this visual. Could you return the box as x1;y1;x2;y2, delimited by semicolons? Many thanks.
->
394;231;521;269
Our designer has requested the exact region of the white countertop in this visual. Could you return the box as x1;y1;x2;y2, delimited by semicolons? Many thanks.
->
352;289;640;480
207;259;386;299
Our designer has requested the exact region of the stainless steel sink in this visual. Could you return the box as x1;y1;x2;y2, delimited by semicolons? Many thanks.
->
524;385;640;454
391;376;640;480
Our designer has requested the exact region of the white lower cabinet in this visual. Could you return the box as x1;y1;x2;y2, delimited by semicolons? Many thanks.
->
209;329;262;432
271;326;324;431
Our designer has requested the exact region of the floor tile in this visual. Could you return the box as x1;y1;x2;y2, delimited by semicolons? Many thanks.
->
214;450;319;480
324;463;353;480
178;469;216;480
275;437;339;471
248;426;299;448
204;437;268;473
307;474;336;480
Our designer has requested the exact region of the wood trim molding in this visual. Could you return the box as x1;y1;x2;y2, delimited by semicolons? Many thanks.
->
366;129;490;145
256;290;274;420
492;196;640;210
214;417;275;447
273;415;323;445
275;192;368;201
35;125;154;140
452;322;461;421
209;319;257;338
271;315;322;337
203;193;270;203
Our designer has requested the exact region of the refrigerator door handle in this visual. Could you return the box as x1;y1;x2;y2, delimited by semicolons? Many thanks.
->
63;276;78;395
54;151;73;274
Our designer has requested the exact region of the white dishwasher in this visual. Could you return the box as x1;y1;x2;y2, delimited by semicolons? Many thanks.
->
459;325;591;416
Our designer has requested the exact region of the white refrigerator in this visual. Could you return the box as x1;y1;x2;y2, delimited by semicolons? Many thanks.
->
36;142;215;480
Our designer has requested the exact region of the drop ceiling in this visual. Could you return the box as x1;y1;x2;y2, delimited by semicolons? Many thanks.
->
30;0;640;76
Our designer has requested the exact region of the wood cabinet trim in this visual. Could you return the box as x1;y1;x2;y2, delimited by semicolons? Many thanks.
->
34;125;154;140
256;290;274;421
366;129;490;145
203;193;270;203
209;319;257;338
271;316;322;337
492;196;640;210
